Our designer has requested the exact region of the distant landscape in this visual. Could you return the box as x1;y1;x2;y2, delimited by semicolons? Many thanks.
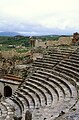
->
0;31;21;36
0;31;72;52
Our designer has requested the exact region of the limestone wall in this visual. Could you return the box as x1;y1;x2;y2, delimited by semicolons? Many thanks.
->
33;53;43;60
58;37;72;45
35;40;46;48
35;37;72;48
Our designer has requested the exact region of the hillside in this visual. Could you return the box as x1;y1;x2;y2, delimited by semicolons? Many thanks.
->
0;36;30;46
0;31;22;36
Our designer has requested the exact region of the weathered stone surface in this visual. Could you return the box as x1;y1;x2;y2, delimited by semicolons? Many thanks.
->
25;110;32;120
13;116;22;120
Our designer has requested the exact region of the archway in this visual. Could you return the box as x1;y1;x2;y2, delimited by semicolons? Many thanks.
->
4;86;12;97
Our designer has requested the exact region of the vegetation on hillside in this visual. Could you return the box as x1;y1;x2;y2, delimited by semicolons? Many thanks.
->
0;36;30;52
0;36;30;46
0;35;72;52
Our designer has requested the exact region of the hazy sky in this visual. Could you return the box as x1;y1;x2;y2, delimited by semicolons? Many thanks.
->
0;0;79;35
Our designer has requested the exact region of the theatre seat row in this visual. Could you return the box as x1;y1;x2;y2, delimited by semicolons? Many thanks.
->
0;101;14;120
0;46;79;120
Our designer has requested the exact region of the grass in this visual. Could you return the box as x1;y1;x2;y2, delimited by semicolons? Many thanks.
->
16;48;28;53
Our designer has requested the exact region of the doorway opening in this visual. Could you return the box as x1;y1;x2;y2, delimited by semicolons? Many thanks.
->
4;86;12;97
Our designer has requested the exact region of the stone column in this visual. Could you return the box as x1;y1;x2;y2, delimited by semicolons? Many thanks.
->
25;110;32;120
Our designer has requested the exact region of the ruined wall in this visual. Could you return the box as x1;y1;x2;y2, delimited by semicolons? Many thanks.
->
58;37;72;45
33;53;43;60
35;40;46;48
72;32;79;44
35;37;72;48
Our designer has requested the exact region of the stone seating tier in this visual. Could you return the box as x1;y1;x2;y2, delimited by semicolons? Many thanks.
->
0;46;79;120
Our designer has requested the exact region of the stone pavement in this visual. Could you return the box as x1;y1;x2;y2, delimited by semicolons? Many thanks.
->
54;99;79;120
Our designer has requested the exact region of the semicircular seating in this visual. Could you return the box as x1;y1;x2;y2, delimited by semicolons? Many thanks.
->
0;101;14;120
0;46;79;120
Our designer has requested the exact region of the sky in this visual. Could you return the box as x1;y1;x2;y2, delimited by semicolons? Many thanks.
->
0;0;79;35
